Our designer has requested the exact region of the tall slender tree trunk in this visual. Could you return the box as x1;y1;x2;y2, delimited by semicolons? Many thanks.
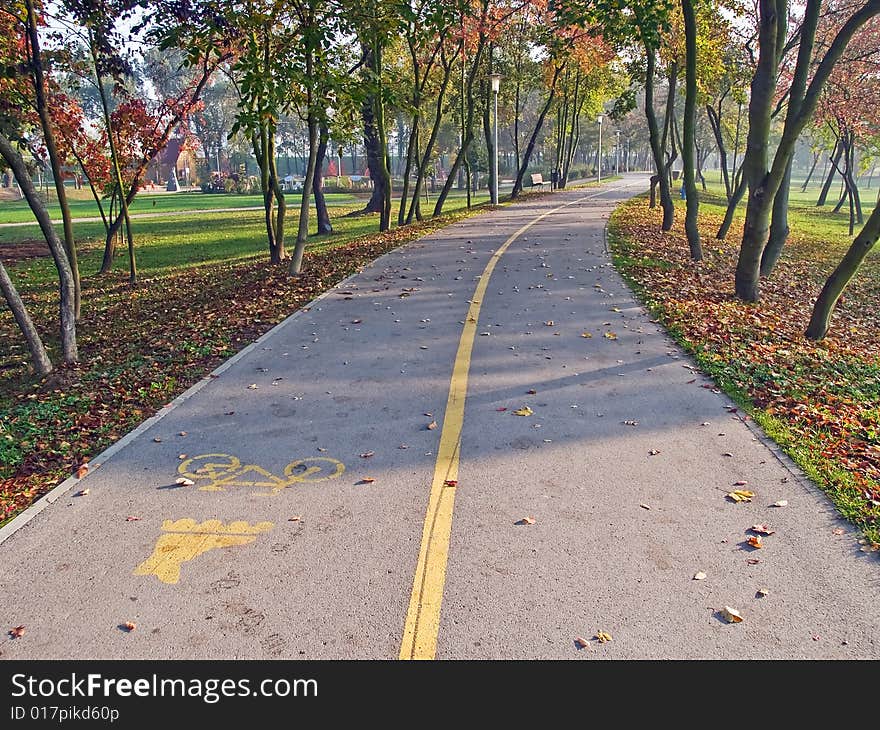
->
0;132;77;363
760;157;792;275
268;133;287;258
313;122;332;234
644;46;674;230
706;102;731;198
801;149;821;191
511;64;564;199
681;0;702;261
25;0;79;317
806;196;880;339
0;260;52;374
817;142;842;205
290;111;319;275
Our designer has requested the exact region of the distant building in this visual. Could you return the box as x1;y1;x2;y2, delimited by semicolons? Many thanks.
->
148;137;200;187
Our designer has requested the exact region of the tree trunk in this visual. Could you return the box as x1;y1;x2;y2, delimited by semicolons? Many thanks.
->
817;142;842;206
806;196;880;340
643;46;674;230
761;157;793;276
734;0;782;302
681;0;702;261
26;0;79;317
801;149;820;191
433;32;486;216
706;102;731;199
0;260;53;374
511;63;564;199
313;122;332;234
290;111;319;275
0;132;77;363
268;132;287;258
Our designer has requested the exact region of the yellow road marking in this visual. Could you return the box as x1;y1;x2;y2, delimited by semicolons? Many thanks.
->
399;186;627;660
178;453;345;495
134;518;273;585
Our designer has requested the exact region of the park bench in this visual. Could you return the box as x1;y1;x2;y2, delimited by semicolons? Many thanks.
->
530;173;548;188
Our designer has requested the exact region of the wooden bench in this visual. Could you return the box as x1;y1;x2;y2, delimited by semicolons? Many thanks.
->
530;173;548;188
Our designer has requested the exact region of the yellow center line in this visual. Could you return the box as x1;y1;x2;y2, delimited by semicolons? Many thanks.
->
399;183;635;660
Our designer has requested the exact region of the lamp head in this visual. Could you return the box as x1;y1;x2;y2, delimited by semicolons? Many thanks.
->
489;73;502;93
597;114;604;125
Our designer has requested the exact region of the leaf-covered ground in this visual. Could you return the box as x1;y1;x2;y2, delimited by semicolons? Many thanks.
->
0;207;481;525
609;196;880;548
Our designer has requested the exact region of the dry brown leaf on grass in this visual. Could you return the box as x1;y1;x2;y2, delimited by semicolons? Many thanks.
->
513;407;534;417
9;626;25;639
720;607;743;623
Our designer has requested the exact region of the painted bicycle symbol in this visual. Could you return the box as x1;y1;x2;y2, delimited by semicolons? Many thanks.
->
178;453;345;496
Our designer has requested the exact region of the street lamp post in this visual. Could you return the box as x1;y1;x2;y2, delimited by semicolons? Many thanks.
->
616;130;621;176
597;114;603;184
489;73;502;204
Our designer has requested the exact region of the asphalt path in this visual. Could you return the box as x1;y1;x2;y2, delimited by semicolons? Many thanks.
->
1;173;877;660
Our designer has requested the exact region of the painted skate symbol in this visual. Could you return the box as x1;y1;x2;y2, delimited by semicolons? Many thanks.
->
133;518;273;585
178;453;345;496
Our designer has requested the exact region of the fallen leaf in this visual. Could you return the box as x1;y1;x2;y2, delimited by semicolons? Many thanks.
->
351;319;362;324
693;571;707;581
444;480;458;487
749;524;775;535
426;420;438;430
581;332;593;338
726;490;755;503
639;503;651;510
359;451;375;458
545;321;555;326
75;489;89;497
832;528;845;535
733;480;748;486
595;631;612;643
746;558;760;565
515;516;536;525
496;407;508;412
771;500;788;507
720;606;743;623
125;516;140;522
603;332;618;340
398;444;409;449
178;454;187;460
574;636;590;649
76;464;89;479
424;412;433;417
648;449;660;456
722;452;734;457
527;389;537;395
746;535;764;549
756;588;769;597
153;437;162;443
359;477;376;484
248;384;259;390
175;477;195;487
288;516;302;522
9;625;25;639
121;622;136;632
513;407;534;416
623;420;639;426
179;431;187;436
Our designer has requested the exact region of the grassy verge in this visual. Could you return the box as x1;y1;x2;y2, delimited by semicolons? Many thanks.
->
0;188;524;525
608;186;880;548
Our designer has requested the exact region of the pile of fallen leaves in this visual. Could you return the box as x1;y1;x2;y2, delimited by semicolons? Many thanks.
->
610;197;880;546
0;211;473;524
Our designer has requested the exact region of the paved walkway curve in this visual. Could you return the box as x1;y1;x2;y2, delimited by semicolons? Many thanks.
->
1;173;877;660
